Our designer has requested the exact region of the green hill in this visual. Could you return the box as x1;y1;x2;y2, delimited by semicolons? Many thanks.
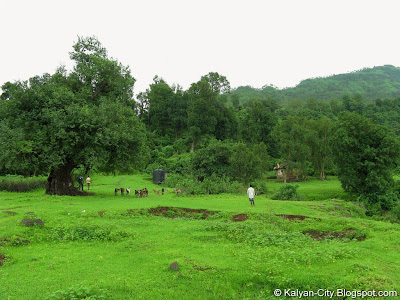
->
232;65;400;103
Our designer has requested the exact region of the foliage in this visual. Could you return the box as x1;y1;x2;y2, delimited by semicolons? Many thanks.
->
165;173;244;194
271;184;305;201
0;36;149;194
331;112;400;210
191;139;233;181
44;224;130;242
0;175;46;192
45;285;110;300
230;65;400;104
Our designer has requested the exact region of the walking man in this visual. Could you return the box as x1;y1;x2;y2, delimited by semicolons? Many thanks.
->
247;184;255;207
77;176;84;191
86;176;91;190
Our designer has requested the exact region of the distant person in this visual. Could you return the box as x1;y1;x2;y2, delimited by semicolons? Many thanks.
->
247;184;255;207
77;176;84;191
86;176;91;190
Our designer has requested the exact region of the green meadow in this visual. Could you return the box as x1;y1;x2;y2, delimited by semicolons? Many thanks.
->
0;175;399;299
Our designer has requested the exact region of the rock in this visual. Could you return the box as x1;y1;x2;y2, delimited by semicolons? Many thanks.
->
169;261;179;271
3;211;17;215
21;219;44;227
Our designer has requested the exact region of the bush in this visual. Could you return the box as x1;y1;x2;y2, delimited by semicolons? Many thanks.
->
0;175;46;192
44;224;130;242
252;179;268;195
360;192;399;215
165;173;244;195
271;184;305;201
45;285;109;300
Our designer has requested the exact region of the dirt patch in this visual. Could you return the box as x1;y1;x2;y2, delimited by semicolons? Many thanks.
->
21;219;44;227
147;207;218;219
276;214;309;221
232;214;248;222
2;211;17;215
193;265;213;271
303;228;366;241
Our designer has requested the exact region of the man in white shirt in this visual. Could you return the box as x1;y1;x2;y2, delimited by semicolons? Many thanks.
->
247;184;255;207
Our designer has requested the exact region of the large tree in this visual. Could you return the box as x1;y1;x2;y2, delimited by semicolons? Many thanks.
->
331;112;400;209
0;37;148;195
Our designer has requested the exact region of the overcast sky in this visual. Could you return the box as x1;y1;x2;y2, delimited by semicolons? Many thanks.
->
1;0;399;95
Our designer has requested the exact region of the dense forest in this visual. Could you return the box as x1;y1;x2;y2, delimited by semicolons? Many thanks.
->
1;37;400;216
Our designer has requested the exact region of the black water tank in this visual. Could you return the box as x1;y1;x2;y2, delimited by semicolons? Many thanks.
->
153;169;166;184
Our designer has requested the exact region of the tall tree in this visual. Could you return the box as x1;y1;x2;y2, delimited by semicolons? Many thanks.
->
331;112;400;209
309;117;333;180
240;98;279;156
0;36;149;195
187;80;219;151
271;116;313;181
201;72;231;94
144;76;187;140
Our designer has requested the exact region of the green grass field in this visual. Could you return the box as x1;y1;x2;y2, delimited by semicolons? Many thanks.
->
0;175;399;299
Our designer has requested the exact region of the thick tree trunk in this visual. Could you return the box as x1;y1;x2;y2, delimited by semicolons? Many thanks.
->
46;163;81;195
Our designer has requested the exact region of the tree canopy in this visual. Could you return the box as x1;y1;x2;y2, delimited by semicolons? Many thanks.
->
0;36;149;195
331;112;400;210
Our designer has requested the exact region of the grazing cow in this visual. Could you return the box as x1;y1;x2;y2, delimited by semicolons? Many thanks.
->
153;189;160;195
121;188;125;196
174;188;182;194
126;188;131;196
115;188;121;196
135;189;140;197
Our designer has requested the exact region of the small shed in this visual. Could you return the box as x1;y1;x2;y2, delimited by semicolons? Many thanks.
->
153;169;167;184
273;162;301;183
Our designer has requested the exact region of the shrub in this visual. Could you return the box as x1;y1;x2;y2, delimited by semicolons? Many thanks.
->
252;179;268;195
271;184;305;201
45;285;109;300
44;224;130;242
165;173;244;195
0;175;46;192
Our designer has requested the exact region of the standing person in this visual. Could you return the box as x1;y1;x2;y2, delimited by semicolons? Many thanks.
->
77;176;84;191
247;184;255;207
86;176;91;190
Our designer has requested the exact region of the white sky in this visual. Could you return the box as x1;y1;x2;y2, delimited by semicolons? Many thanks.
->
1;0;400;95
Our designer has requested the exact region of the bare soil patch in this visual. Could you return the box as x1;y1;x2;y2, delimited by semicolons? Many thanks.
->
2;211;17;215
148;207;218;219
276;214;309;221
232;214;248;222
194;265;213;271
21;219;44;227
303;228;366;241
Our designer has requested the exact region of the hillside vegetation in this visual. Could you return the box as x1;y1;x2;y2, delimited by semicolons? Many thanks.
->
232;65;400;104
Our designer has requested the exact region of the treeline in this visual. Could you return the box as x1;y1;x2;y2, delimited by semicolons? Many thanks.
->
135;73;400;213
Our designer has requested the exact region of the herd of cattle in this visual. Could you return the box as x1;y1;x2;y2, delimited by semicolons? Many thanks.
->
114;187;182;196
